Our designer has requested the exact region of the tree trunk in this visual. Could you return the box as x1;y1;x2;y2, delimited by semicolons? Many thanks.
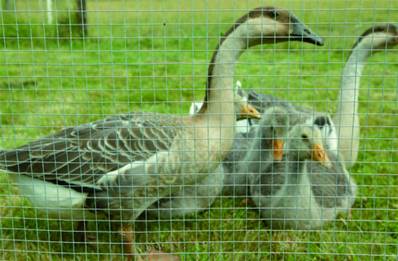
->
3;0;12;11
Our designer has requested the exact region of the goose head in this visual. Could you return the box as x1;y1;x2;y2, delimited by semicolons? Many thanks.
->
311;115;338;153
351;24;398;55
257;106;290;160
285;125;332;168
199;7;324;115
236;7;324;46
234;83;261;120
189;81;261;120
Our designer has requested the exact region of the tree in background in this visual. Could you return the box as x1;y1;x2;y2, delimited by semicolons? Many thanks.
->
56;0;88;39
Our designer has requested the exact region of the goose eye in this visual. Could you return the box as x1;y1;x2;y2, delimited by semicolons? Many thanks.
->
270;126;275;133
301;134;309;141
314;116;327;129
273;11;280;19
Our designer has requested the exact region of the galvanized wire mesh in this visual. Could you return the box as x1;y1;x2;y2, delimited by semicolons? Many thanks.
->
0;0;397;260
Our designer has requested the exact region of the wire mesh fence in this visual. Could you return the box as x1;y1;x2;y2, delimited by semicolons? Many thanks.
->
0;0;397;260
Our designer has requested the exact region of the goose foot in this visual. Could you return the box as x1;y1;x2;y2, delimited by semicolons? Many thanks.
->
120;224;143;261
347;208;353;220
119;224;180;261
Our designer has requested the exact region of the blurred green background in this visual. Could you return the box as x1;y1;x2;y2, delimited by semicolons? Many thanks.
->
0;0;397;260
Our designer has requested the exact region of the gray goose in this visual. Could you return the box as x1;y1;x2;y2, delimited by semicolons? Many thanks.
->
250;124;355;230
221;106;326;196
222;108;332;198
0;7;323;260
227;107;292;195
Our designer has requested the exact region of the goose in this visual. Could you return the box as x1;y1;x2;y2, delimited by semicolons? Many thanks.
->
250;124;356;229
241;23;398;168
221;107;332;197
0;7;323;260
221;106;325;196
145;17;325;220
222;107;291;197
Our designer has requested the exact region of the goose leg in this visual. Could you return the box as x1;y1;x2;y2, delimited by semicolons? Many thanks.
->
120;224;180;261
240;198;255;207
75;220;87;242
120;224;141;261
74;220;96;243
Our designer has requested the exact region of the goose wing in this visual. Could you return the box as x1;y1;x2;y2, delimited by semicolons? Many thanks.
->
0;112;182;189
307;152;354;208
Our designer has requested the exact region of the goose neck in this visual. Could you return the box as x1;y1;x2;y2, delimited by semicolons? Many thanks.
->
201;25;249;121
338;47;368;114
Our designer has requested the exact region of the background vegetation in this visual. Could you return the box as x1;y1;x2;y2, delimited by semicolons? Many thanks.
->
0;0;397;260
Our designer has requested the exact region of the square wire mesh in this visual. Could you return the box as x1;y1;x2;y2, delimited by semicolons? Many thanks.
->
0;0;397;260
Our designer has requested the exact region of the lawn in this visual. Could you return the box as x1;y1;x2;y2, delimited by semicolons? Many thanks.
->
0;0;397;260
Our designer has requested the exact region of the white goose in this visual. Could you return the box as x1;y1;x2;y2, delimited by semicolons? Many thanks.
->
0;7;323;260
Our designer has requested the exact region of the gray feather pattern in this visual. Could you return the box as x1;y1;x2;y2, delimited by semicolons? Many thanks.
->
0;112;181;190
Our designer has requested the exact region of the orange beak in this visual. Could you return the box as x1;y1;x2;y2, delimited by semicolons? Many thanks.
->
238;104;261;120
273;139;284;161
312;143;332;168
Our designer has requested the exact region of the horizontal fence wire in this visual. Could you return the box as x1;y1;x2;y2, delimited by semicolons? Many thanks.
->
0;0;397;260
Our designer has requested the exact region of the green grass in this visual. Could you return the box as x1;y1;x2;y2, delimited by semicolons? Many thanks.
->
1;0;398;260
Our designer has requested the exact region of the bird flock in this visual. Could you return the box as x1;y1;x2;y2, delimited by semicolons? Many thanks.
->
1;6;397;261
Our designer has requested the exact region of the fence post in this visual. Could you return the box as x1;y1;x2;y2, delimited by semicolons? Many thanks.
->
76;0;88;38
46;0;53;24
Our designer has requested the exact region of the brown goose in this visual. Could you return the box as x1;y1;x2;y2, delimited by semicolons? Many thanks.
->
0;7;323;260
